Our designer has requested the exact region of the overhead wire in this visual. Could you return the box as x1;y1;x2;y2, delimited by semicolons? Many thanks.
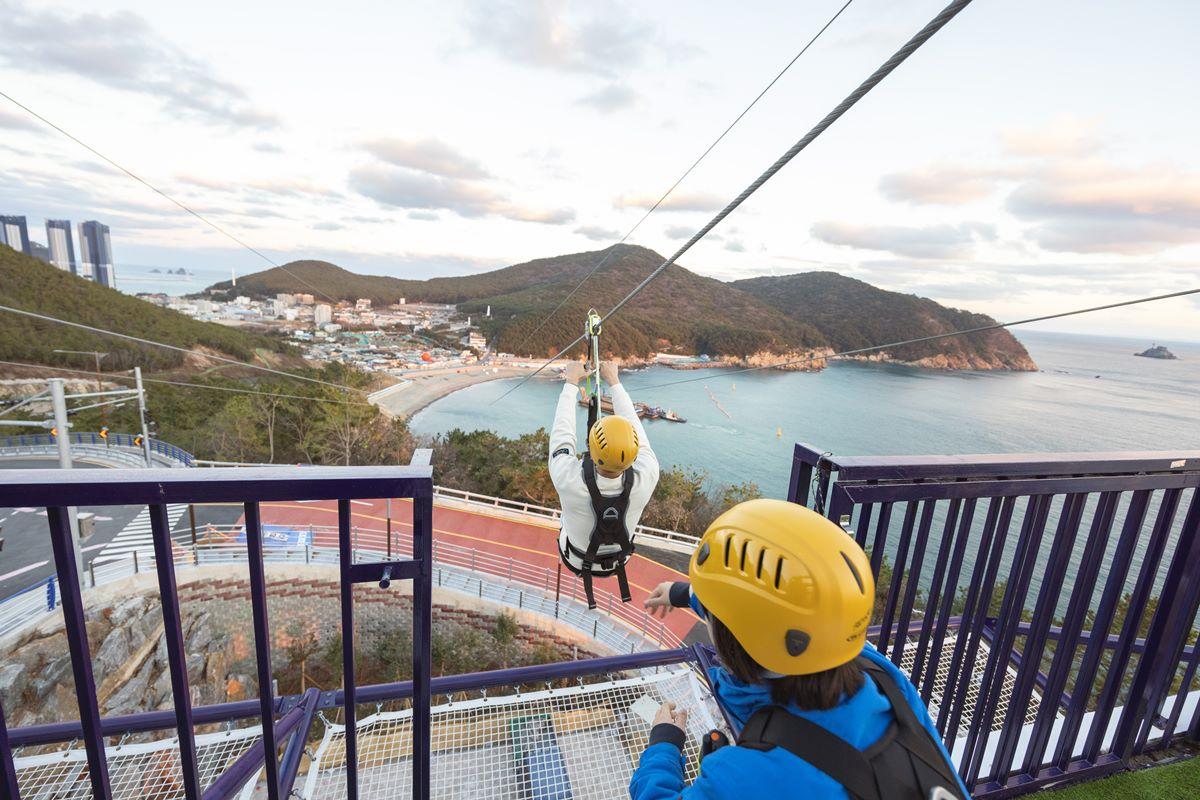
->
0;89;341;305
515;0;856;352
0;304;365;393
494;0;977;405
0;359;370;406
634;286;1200;391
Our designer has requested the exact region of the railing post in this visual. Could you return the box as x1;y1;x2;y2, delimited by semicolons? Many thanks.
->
46;577;56;611
132;550;139;574
149;503;201;800
244;501;281;800
412;484;433;800
46;506;110;800
337;499;358;800
0;699;19;800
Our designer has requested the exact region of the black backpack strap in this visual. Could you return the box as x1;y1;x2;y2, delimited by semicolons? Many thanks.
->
855;658;966;798
739;707;882;800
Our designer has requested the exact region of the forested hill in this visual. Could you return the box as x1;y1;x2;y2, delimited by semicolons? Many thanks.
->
732;272;1037;370
210;246;826;359
208;245;1035;368
0;245;293;373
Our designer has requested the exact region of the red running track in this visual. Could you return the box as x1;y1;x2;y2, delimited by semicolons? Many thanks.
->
250;498;701;643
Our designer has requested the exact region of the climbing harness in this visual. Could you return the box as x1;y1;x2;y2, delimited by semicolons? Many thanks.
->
563;453;635;609
735;657;966;800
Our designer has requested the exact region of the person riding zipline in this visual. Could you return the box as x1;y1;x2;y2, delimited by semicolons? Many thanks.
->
550;359;660;609
632;499;971;800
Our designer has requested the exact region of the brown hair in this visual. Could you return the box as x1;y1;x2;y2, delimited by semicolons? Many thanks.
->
710;616;863;710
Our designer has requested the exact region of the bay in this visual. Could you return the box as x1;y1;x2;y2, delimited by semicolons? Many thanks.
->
411;330;1198;498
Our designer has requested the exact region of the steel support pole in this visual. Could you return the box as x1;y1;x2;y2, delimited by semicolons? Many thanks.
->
49;379;83;586
134;367;152;466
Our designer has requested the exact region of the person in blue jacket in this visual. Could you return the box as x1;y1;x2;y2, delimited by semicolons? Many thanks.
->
630;499;971;800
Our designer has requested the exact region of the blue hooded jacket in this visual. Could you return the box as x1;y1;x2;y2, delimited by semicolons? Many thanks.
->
629;588;970;800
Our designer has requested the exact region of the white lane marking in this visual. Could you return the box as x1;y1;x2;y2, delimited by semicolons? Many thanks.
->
0;561;49;582
92;504;187;564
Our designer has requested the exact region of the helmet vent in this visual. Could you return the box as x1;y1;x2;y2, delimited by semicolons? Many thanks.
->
620;450;625;463
841;551;865;594
723;536;732;567
774;556;785;590
755;548;765;580
739;539;749;573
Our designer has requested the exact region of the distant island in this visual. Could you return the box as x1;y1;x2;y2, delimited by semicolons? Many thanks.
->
1135;344;1178;360
150;267;193;276
203;245;1037;372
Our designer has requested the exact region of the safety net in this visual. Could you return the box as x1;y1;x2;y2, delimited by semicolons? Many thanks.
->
12;724;264;800
302;667;722;800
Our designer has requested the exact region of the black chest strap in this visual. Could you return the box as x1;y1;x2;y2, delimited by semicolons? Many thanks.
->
736;658;966;800
570;456;635;609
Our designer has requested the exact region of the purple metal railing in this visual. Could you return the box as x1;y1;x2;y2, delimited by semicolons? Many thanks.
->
0;458;435;800
790;443;1200;797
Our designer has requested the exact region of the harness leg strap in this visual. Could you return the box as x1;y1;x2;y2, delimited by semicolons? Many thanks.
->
615;561;632;603
581;566;597;610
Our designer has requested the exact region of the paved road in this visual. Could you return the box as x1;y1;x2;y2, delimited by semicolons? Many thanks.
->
0;459;232;598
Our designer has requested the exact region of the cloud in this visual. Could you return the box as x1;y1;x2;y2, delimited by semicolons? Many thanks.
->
663;225;693;240
577;83;637;112
313;221;344;231
463;0;656;78
252;141;284;153
0;106;40;132
407;210;440;221
1001;115;1102;158
362;138;492;180
0;1;277;129
724;239;746;252
614;190;724;213
811;221;997;259
349;164;574;224
879;165;1020;206
574;224;620;241
1006;163;1200;254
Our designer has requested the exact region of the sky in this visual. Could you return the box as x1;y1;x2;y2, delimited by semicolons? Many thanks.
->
1;0;1198;340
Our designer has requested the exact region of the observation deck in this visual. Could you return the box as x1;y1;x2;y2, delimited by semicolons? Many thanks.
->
0;443;1196;799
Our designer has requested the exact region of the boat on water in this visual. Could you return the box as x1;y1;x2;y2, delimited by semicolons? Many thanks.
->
576;392;687;422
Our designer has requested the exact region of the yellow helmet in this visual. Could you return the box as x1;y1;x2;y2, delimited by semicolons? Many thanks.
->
588;415;639;472
690;499;873;675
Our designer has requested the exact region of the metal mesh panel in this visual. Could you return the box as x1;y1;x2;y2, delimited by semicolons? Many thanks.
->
302;667;721;800
897;634;1043;733
12;725;264;800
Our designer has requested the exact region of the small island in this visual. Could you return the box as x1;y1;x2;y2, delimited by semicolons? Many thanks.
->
1135;344;1178;360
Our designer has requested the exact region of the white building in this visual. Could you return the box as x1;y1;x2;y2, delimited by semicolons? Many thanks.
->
355;298;372;311
314;304;333;325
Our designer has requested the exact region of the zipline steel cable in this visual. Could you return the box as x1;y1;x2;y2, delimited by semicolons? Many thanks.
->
0;304;364;393
494;0;977;405
0;89;340;306
634;286;1200;391
0;360;370;406
516;0;857;352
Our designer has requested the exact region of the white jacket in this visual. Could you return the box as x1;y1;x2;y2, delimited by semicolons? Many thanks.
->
549;382;660;571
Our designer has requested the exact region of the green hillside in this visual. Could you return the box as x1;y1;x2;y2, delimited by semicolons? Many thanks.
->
210;245;827;359
210;246;1036;368
0;244;292;372
732;272;1036;369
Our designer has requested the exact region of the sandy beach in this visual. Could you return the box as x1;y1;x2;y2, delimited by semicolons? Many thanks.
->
370;364;539;418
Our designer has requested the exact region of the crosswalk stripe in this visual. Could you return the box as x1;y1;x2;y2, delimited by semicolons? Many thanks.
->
92;504;187;564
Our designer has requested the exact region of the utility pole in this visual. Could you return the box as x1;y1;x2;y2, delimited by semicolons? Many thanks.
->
49;379;85;587
134;366;152;466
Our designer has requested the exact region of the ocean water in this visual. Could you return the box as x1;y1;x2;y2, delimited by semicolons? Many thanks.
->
411;330;1198;498
116;265;235;296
